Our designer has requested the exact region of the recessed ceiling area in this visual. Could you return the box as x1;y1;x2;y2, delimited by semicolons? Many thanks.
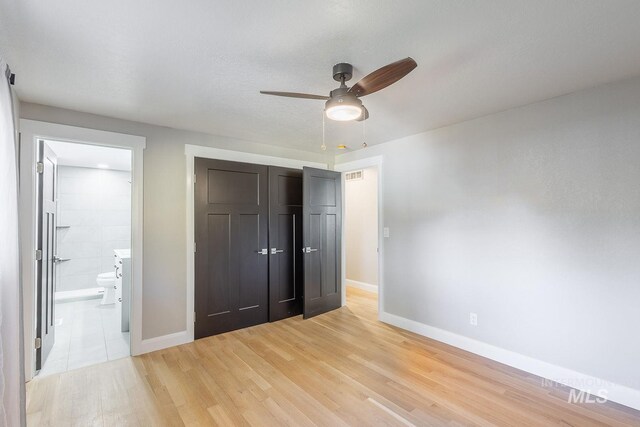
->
45;140;131;171
2;1;640;152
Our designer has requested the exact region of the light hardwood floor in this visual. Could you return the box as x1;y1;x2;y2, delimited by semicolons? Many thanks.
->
27;288;640;426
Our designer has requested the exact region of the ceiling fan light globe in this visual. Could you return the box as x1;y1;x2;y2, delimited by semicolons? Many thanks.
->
325;104;362;121
324;94;363;121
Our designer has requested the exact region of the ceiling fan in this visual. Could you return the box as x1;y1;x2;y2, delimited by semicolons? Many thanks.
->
260;57;417;122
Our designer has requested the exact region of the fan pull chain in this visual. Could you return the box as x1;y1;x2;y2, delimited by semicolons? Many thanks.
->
321;110;327;151
362;116;368;148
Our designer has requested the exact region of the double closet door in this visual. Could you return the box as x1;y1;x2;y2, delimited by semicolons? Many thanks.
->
194;158;341;339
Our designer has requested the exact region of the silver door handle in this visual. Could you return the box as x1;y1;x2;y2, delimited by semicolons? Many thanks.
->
270;248;284;255
53;256;70;263
303;247;318;253
256;248;268;255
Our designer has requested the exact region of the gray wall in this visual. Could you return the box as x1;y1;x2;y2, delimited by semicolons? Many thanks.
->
56;166;131;292
20;103;330;340
336;75;640;390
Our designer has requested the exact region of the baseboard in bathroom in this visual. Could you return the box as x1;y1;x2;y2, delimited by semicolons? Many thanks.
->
55;287;104;303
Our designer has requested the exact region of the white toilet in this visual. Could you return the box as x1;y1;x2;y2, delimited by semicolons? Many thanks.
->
97;272;116;305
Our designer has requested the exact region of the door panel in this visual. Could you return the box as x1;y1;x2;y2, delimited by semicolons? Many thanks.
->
323;214;338;296
206;214;231;316
277;175;303;206
276;214;295;301
207;169;259;205
238;214;266;310
303;167;342;318
309;176;337;207
195;158;268;338
268;167;303;322
306;214;322;300
36;141;57;371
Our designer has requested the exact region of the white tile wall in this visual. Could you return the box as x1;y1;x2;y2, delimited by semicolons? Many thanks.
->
56;166;131;292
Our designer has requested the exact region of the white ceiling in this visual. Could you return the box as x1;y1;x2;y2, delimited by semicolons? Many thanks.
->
2;1;640;153
46;140;131;171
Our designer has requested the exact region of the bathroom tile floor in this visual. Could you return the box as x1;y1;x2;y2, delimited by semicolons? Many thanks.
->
38;298;130;377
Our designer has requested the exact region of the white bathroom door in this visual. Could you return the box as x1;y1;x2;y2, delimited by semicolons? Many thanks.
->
36;140;58;371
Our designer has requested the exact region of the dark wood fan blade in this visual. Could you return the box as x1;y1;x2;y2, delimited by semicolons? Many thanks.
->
260;91;329;100
348;57;417;97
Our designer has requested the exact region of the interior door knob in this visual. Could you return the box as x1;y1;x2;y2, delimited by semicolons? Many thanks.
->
270;248;284;254
256;248;268;255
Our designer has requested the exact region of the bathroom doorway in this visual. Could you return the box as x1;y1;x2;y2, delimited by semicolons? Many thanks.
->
35;139;133;376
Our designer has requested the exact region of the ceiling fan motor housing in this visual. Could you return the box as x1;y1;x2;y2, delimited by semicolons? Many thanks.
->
326;88;362;109
333;63;353;82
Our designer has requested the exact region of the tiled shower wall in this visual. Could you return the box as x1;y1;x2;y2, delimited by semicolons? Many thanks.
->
56;166;131;292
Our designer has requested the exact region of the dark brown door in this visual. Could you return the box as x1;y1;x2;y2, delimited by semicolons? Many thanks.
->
302;167;342;318
268;167;303;321
194;158;269;338
36;140;57;370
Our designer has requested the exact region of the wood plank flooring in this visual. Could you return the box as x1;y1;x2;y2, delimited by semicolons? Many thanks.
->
27;288;640;426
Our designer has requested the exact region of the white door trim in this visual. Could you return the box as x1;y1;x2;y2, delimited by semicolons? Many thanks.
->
19;119;146;380
334;156;384;316
184;144;327;342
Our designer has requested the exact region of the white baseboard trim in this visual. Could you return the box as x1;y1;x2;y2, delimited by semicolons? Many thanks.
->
136;330;192;355
379;311;640;411
346;279;378;294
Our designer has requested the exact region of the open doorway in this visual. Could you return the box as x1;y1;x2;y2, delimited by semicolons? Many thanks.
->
343;165;379;315
35;140;132;376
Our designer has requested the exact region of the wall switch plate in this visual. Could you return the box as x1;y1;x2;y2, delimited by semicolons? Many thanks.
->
383;227;390;238
470;312;478;326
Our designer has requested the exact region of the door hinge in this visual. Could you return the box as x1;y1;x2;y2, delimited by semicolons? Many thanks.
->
35;249;42;261
35;337;41;349
193;242;197;252
193;174;197;184
36;162;44;174
193;312;196;323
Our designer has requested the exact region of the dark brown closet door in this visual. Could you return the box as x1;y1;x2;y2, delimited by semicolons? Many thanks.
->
268;167;303;321
194;158;269;338
302;167;342;318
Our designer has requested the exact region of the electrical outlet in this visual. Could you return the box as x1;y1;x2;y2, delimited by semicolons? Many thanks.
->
383;227;390;238
469;312;478;326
